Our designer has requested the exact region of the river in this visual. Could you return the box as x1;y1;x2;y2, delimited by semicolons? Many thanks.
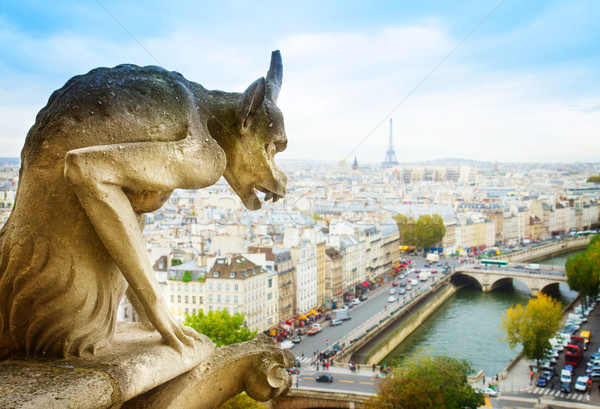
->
380;251;581;377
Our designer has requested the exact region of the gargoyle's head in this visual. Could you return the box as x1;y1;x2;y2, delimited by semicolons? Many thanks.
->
210;50;288;210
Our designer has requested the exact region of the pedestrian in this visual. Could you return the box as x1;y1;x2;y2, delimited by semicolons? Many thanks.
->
372;364;376;372
482;376;486;386
357;364;360;373
316;362;319;371
301;352;304;358
550;381;554;390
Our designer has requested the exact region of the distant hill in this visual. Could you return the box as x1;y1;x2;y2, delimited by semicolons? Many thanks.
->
0;158;20;166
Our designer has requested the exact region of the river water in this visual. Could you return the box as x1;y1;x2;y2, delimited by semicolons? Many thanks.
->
380;251;581;377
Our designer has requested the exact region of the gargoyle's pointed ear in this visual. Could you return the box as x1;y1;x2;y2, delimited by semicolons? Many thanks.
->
265;50;282;103
239;77;265;127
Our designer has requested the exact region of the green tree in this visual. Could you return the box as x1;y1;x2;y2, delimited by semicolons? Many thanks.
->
566;235;600;308
365;352;483;409
183;309;257;348
217;393;268;409
182;271;192;282
501;293;562;366
184;309;261;409
586;175;600;183
394;213;446;251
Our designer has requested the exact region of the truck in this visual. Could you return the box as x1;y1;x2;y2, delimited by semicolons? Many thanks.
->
560;365;573;383
331;308;351;321
419;271;431;281
565;336;585;366
426;253;440;262
526;263;540;271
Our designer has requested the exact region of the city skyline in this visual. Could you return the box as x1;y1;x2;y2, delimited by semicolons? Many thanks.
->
1;1;600;163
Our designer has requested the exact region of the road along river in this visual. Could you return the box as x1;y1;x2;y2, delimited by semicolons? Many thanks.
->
379;251;581;378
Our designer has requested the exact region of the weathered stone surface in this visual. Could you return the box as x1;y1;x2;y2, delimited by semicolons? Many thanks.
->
0;51;291;408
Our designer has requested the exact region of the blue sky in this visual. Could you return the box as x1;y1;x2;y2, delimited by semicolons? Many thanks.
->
1;0;599;163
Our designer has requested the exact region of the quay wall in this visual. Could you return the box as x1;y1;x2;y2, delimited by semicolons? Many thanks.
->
499;237;590;263
363;284;456;365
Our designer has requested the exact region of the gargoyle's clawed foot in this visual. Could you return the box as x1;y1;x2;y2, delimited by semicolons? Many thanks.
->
240;335;295;401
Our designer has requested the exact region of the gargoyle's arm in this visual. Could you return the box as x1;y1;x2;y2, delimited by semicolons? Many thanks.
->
64;132;225;352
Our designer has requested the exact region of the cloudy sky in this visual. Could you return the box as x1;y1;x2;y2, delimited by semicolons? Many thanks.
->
1;0;599;164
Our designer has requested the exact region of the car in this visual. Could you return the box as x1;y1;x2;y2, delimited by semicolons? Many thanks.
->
387;296;397;303
312;323;322;330
330;319;343;327
389;289;397;295
306;328;319;336
589;371;600;381
286;367;300;375
292;335;301;344
406;284;412;290
560;382;571;394
477;388;498;397
359;294;367;301
392;281;398;286
399;288;406;295
316;373;333;383
575;376;589;391
537;369;555;387
430;269;437;274
279;339;294;349
400;281;407;287
351;298;361;305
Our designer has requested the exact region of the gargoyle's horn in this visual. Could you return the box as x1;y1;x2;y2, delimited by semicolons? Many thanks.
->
265;50;282;103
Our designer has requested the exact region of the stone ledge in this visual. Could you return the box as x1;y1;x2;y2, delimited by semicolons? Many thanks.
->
0;322;214;409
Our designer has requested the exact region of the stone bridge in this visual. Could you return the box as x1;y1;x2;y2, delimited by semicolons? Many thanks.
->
451;267;567;296
271;389;370;409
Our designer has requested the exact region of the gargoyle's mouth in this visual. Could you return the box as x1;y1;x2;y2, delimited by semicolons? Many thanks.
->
256;186;284;203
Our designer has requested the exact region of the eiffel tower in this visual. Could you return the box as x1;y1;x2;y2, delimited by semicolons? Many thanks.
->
381;118;399;168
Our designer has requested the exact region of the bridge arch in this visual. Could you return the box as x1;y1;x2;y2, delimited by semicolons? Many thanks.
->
451;269;567;297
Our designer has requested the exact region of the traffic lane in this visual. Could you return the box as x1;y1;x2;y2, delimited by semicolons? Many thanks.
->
297;372;380;394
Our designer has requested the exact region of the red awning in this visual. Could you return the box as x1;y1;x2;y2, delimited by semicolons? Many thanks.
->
361;280;370;287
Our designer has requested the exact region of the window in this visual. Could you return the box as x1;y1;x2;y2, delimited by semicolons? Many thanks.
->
185;296;189;303
192;296;196;303
208;294;213;302
267;293;272;301
177;283;181;291
268;278;273;288
170;283;174;291
177;295;181;302
209;283;213;290
234;284;239;291
226;284;230;291
225;295;230;303
184;308;188;315
217;295;221;302
170;295;174;302
234;295;238;304
199;296;203;304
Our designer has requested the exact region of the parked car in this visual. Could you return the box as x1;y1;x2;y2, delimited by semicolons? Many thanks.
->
476;388;498;397
345;303;355;309
306;328;319;336
292;335;301;344
537;368;555;387
330;319;343;327
316;374;333;383
392;282;398;287
359;294;367;301
279;340;294;349
286;367;300;375
575;376;589;392
351;298;361;305
387;296;397;303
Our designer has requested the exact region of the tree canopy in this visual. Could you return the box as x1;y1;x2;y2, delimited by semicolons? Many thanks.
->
501;293;562;365
183;309;257;347
365;352;484;409
586;175;600;183
566;235;600;308
394;213;446;251
184;309;262;408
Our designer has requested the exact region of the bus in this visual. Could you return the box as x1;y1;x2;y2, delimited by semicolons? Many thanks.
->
481;259;509;267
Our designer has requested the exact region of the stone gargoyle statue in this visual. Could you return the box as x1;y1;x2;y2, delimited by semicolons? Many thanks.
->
0;51;293;408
